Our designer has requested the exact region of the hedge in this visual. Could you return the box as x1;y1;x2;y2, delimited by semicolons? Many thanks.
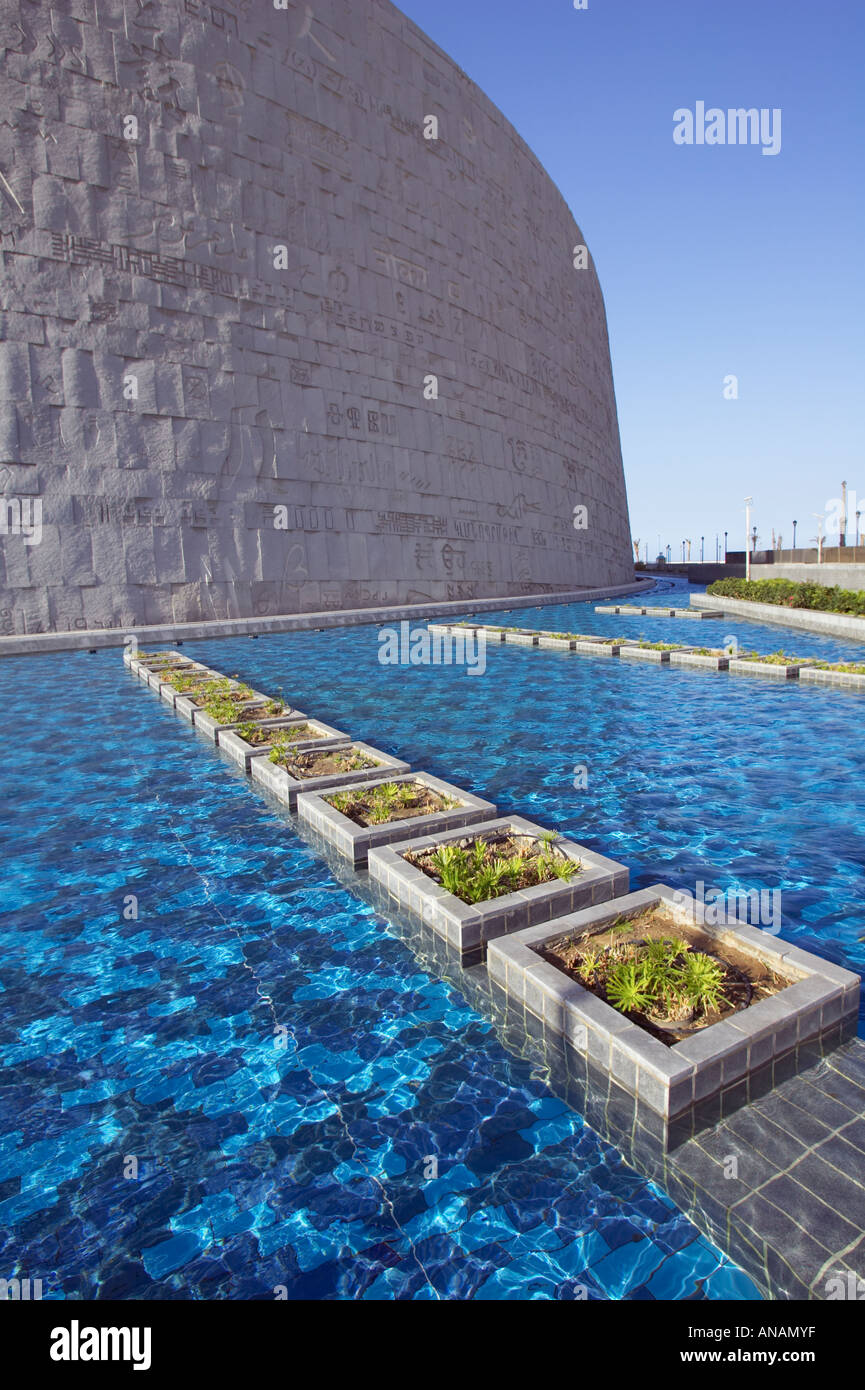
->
707;577;865;617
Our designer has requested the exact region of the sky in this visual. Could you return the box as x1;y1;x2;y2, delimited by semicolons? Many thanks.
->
397;0;865;559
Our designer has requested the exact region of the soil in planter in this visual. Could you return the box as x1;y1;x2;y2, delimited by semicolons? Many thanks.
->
283;748;379;779
163;670;213;689
241;722;319;750
738;650;814;667
207;698;289;720
405;831;581;904
541;906;797;1046
325;781;460;827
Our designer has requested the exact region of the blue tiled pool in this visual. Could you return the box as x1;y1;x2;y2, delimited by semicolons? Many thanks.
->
2;583;863;1299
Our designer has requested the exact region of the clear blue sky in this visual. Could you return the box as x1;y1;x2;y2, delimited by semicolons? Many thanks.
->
397;0;864;558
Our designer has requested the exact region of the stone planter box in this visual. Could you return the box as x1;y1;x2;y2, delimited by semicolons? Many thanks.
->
170;680;266;720
154;665;215;698
218;716;350;772
596;605;722;620
538;635;577;650
728;658;808;679
429;622;507;642
503;630;539;646
573;639;621;656
595;604;649;615
297;772;496;869
140;659;196;685
368;815;629;965
799;667;865;691
193;699;303;742
127;650;185;676
251;740;411;810
620;645;691;664
486;884;860;1124
669;651;730;671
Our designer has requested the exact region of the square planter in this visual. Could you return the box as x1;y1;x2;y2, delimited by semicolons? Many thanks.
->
153;665;215;697
538;634;577;650
169;677;263;718
669;651;730;671
728;658;809;679
503;630;539;646
218;716;350;772
799;667;865;691
486;884;860;1125
367;814;629;964
620;645;693;664
193;697;302;741
251;739;411;810
297;772;497;869
671;608;722;620
574;639;622;656
595;605;645;615
127;650;185;676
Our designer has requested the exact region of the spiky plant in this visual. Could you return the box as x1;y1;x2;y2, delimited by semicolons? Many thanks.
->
605;960;655;1015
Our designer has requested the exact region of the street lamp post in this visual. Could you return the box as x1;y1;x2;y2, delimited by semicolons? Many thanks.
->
701;536;704;562
792;519;797;550
744;498;754;581
724;531;728;561
812;513;825;564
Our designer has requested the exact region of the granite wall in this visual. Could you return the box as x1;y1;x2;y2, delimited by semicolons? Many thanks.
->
0;0;633;633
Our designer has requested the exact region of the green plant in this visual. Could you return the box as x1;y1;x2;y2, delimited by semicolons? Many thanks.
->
235;721;263;744
678;952;726;1012
578;946;601;982
539;851;579;882
707;576;865;618
605;959;655;1014
267;726;312;761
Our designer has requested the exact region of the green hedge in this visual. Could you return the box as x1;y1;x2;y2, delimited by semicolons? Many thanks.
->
707;576;865;617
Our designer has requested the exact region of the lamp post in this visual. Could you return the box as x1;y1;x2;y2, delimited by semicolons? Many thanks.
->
857;510;861;549
715;533;719;562
744;497;753;580
724;530;728;561
701;536;704;562
792;519;797;550
681;540;686;563
812;513;824;564
841;481;847;547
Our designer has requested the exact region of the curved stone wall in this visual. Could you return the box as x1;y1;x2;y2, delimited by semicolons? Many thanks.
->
0;0;633;633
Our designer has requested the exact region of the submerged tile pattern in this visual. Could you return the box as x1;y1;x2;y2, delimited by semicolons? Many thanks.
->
5;588;865;1299
0;648;753;1301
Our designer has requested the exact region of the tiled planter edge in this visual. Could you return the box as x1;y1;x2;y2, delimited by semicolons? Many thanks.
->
251;741;411;810
297;772;497;868
367;814;629;964
486;884;860;1126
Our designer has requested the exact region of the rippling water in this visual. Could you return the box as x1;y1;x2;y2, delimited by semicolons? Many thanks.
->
1;582;861;1300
